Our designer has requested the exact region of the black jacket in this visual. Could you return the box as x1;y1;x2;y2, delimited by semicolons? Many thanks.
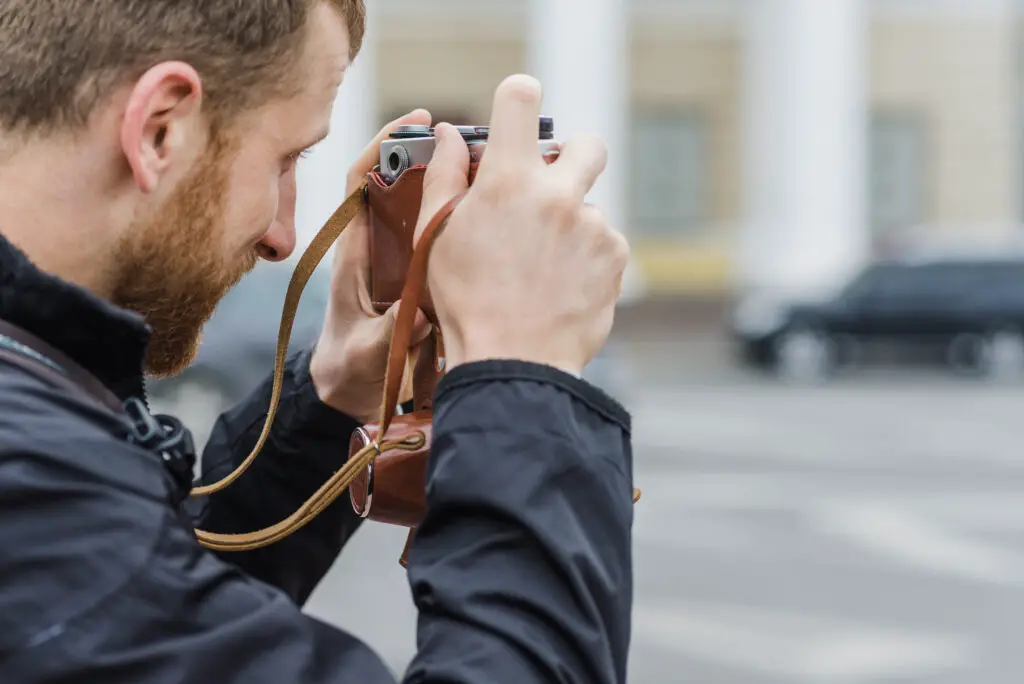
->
0;234;636;683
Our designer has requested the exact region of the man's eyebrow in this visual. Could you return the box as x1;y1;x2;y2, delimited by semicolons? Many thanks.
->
308;127;331;148
295;127;330;156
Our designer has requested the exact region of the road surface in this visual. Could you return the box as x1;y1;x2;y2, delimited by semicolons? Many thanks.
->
300;374;1024;683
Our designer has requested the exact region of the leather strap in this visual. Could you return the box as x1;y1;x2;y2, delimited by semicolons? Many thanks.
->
192;186;467;552
376;191;466;439
189;183;370;498
191;177;640;552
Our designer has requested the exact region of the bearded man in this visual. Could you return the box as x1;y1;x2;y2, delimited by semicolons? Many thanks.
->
0;1;636;683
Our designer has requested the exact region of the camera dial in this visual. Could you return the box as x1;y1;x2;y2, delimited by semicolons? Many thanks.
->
386;145;411;177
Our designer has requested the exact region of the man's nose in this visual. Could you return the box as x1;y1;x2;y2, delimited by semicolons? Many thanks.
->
257;170;298;262
257;218;296;262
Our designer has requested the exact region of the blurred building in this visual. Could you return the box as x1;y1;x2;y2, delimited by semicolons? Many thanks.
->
296;0;1024;302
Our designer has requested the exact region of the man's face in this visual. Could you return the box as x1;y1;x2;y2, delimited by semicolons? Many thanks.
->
112;2;350;378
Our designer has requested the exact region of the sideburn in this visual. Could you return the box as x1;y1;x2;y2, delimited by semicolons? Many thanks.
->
111;132;258;379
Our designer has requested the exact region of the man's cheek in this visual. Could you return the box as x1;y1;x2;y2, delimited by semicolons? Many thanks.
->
279;166;298;223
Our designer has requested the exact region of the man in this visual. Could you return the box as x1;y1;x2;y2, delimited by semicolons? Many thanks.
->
0;1;634;683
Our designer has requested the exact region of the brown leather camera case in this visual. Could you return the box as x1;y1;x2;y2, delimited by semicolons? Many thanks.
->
347;164;463;564
366;163;480;316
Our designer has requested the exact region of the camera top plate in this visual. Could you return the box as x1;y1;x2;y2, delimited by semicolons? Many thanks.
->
389;116;554;142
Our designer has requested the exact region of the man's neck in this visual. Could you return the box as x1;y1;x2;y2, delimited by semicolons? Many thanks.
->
0;135;123;299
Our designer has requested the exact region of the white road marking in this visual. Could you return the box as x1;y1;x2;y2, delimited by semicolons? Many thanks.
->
815;501;1024;587
632;473;1024;585
629;386;1024;469
634;599;981;682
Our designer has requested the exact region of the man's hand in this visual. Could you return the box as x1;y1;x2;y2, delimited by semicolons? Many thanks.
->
309;110;434;424
415;75;630;377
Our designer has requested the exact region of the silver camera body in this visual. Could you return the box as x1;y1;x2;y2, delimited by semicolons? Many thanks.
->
378;116;559;185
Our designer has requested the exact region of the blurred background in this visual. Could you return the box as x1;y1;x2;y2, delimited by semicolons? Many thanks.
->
148;0;1024;681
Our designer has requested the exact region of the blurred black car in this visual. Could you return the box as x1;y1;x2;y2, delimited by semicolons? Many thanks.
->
729;255;1024;380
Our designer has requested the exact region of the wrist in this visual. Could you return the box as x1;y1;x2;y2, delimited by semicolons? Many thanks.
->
308;338;372;423
445;332;583;378
308;339;341;404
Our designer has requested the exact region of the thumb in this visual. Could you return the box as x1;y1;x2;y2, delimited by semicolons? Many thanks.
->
375;301;432;354
415;123;470;246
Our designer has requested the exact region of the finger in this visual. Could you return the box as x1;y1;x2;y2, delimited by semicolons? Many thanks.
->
346;108;432;192
482;74;544;165
331;210;375;313
580;204;630;285
414;122;470;245
575;205;629;304
551;132;608;200
410;308;432;346
394;300;434;346
336;109;432;308
380;300;433;338
607;225;631;281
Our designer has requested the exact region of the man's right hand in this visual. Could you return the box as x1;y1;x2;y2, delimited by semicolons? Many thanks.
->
415;74;630;377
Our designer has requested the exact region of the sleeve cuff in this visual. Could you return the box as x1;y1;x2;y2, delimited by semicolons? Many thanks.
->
436;359;631;433
275;348;363;444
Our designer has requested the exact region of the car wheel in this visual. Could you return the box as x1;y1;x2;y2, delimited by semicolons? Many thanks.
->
981;327;1024;380
946;332;988;376
772;327;834;383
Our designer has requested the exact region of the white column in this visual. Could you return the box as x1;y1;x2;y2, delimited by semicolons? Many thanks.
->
738;0;868;300
527;0;645;303
293;4;379;258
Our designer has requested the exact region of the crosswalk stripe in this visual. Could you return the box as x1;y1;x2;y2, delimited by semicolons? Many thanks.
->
633;599;981;682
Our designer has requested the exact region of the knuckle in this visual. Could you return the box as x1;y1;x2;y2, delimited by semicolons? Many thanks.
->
580;203;605;225
610;230;631;266
470;175;507;205
542;186;579;221
578;205;609;241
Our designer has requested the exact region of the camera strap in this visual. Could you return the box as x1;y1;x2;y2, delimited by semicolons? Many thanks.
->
190;182;467;552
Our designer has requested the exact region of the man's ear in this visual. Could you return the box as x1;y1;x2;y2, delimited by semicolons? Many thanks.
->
120;61;204;193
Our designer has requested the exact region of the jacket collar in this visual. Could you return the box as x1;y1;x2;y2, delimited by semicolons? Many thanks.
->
0;232;151;402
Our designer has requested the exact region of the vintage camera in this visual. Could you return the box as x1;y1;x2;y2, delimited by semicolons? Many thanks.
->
350;115;578;567
378;115;560;185
365;116;560;317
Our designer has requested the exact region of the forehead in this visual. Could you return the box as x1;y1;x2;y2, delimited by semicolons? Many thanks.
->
301;2;353;95
248;3;352;141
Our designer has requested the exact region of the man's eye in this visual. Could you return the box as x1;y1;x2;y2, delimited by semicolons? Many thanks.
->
282;148;312;174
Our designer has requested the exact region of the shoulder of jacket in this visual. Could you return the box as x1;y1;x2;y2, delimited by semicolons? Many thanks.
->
0;360;124;425
0;366;164;498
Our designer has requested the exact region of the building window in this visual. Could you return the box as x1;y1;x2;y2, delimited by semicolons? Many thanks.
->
630;109;708;238
869;112;927;244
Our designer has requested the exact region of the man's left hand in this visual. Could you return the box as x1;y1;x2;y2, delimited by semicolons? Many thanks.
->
309;109;434;424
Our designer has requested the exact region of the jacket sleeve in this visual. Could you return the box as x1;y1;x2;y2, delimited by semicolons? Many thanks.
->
402;360;635;684
186;348;365;605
